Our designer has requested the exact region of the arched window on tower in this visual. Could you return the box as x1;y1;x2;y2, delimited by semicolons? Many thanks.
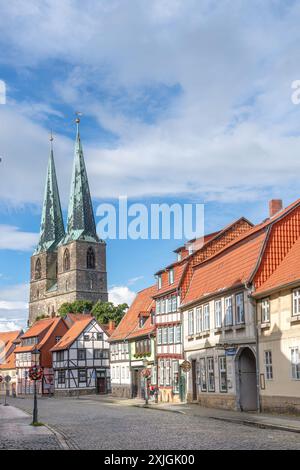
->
63;248;70;271
87;247;95;269
35;258;41;280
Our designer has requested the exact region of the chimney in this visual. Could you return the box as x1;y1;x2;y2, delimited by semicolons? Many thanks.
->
108;320;116;332
269;199;283;218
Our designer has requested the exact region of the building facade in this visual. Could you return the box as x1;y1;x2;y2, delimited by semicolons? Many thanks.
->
51;316;111;396
29;121;108;325
0;330;23;396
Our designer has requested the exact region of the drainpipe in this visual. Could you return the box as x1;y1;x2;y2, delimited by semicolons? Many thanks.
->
246;284;261;413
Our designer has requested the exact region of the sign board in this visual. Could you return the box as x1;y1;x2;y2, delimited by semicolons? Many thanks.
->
180;360;191;372
225;348;237;357
4;375;11;383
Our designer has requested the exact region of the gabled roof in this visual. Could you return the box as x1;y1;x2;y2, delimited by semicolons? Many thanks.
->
182;230;267;306
14;317;64;353
153;262;187;297
109;285;156;342
51;316;94;351
0;330;22;370
254;236;300;296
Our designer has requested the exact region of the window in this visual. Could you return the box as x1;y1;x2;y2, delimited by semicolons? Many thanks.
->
207;357;215;392
200;358;207;392
225;296;233;326
203;304;210;331
168;269;174;285
163;328;168;344
264;351;273;380
215;300;222;328
151;310;155;325
84;334;90;341
188;310;194;335
167;298;172;313
293;289;300;316
152;366;157;386
219;357;227;392
168;326;174;344
166;360;171;385
55;336;61;344
159;360;164;386
236;293;245;324
77;349;86;361
157;275;162;289
175;325;181;344
57;370;65;385
112;367;115;379
172;361;179;393
157;328;162;345
78;369;87;383
161;299;166;314
87;247;96;269
139;316;146;328
63;248;70;271
156;300;161;314
261;298;270;323
121;366;125;379
94;349;103;359
196;307;202;333
96;332;103;341
56;351;64;362
35;258;41;280
172;295;177;312
291;348;300;379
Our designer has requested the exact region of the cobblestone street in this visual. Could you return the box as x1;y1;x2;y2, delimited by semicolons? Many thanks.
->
2;396;300;450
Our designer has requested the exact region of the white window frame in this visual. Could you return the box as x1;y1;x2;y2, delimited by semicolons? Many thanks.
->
159;360;165;386
225;296;233;326
157;328;162;345
156;300;161;314
236;292;245;324
163;327;168;344
165;360;171;386
264;350;273;380
196;307;202;333
168;326;174;344
203;304;210;331
188;310;194;335
158;275;162;289
175;325;181;344
291;347;300;380
293;289;300;316
207;357;215;392
218;356;227;393
172;295;177;312
200;358;207;392
261;298;270;323
215;299;222;328
169;269;174;285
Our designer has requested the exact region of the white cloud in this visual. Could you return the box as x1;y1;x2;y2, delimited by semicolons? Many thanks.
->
1;1;300;208
0;319;23;332
0;284;28;332
108;286;136;306
0;225;38;251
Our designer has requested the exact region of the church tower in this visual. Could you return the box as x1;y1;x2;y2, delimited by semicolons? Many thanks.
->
29;123;108;325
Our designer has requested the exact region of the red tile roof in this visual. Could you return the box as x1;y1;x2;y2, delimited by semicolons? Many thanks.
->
255;236;300;295
51;317;94;351
109;285;156;342
0;330;22;370
14;317;64;353
154;262;187;297
21;317;55;339
182;230;267;306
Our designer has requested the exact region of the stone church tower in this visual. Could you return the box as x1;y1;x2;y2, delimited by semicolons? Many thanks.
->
29;121;108;325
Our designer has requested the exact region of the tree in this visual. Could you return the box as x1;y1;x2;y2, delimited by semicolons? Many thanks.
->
58;300;94;317
91;301;128;326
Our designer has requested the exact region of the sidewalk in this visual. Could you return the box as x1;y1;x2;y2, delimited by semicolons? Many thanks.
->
0;403;61;449
78;394;300;434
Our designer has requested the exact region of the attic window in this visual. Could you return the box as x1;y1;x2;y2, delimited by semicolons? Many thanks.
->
139;316;146;328
168;269;174;285
157;275;162;289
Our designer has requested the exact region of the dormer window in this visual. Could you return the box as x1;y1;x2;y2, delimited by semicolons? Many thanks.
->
139;315;146;328
157;275;162;289
168;269;174;285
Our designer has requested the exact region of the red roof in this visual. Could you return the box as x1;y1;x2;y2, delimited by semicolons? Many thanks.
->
0;330;22;370
109;285;156;342
154;262;187;297
183;230;267;306
255;236;300;295
51;317;94;351
14;317;64;353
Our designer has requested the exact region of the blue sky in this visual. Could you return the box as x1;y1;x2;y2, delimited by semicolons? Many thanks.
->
1;0;300;331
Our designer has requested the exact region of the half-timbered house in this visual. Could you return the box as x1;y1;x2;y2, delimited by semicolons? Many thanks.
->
51;316;111;396
0;330;23;396
15;317;68;395
109;286;156;399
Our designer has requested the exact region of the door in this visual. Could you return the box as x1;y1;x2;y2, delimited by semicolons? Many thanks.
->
191;360;197;401
132;370;139;398
238;348;257;411
97;377;106;394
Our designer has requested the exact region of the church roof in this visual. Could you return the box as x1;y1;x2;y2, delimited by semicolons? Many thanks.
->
34;143;65;254
62;121;99;244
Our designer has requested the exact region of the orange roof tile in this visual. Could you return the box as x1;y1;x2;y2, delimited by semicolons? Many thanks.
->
0;330;22;370
182;230;267;306
14;317;64;353
109;285;156;342
254;236;300;295
21;317;55;339
154;262;187;297
51;317;94;351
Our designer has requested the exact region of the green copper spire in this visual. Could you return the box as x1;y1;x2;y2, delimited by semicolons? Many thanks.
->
34;135;65;254
63;118;99;243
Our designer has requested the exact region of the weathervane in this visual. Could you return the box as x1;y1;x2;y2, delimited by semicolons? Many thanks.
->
75;111;82;124
50;129;54;149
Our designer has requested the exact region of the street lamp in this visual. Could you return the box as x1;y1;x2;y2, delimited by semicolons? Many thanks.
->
31;348;40;425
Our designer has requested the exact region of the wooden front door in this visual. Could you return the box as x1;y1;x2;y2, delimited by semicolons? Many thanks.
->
97;377;106;394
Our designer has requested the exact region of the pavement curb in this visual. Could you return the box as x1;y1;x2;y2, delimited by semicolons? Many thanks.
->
133;404;186;414
209;416;300;434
